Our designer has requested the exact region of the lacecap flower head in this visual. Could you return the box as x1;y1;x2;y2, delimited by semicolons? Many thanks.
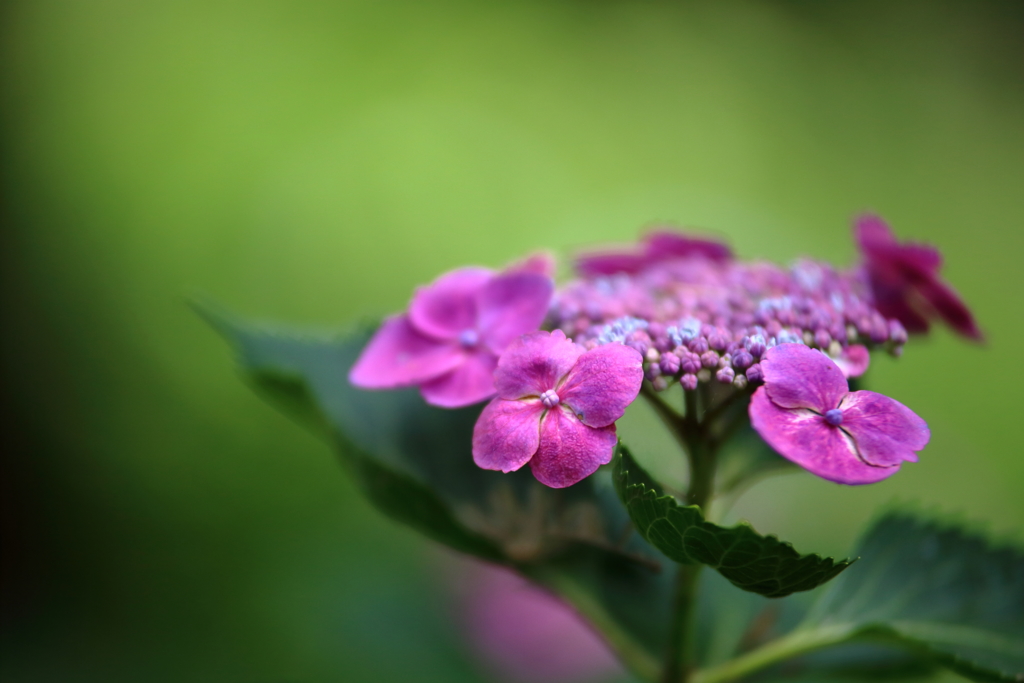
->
350;218;975;490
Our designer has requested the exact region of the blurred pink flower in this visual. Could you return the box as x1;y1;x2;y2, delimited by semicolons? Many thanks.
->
454;560;621;683
349;265;553;407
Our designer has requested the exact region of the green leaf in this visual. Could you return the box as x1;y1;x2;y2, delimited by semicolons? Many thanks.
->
800;513;1024;682
199;306;670;680
613;446;855;598
695;513;1024;683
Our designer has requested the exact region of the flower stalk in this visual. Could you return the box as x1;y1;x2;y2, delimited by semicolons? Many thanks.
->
641;382;723;683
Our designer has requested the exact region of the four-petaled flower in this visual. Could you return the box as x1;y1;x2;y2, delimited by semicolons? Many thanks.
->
472;330;643;488
749;343;930;485
574;228;732;277
349;265;553;408
855;214;982;340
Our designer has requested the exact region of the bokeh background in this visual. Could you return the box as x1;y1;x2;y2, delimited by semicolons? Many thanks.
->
2;1;1023;681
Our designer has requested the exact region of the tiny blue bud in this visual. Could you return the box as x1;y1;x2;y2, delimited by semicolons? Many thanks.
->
824;409;843;427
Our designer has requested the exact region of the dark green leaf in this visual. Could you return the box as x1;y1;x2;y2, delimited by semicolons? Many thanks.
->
199;306;669;679
614;446;854;598
799;513;1024;682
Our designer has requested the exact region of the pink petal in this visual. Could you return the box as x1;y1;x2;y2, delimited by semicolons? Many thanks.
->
477;272;554;354
529;407;617;489
493;330;583;400
869;282;932;334
857;214;942;273
559;344;644;428
642;229;733;262
472;398;544;473
854;214;898;251
762;344;848;412
349;315;464;388
409;267;493;341
573;249;647;277
832;344;870;379
749;388;897;485
839;390;930;467
917;278;984;341
506;252;557;278
419;351;498;407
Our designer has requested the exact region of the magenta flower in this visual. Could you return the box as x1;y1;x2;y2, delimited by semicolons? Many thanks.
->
472;330;643;488
349;266;553;408
575;228;732;277
855;214;982;340
749;344;929;485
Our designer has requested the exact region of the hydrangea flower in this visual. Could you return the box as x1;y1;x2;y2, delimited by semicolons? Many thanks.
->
472;330;643;488
855;214;982;340
574;227;733;277
749;343;930;484
349;265;553;407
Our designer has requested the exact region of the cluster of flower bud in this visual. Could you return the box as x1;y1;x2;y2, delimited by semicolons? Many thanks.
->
550;257;907;392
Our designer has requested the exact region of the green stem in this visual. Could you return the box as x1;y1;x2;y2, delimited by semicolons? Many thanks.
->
662;563;703;683
642;382;719;683
640;383;688;450
691;625;858;683
684;431;716;508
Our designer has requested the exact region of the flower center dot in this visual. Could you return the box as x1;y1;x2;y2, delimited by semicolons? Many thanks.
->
540;389;560;408
824;409;844;427
458;329;479;348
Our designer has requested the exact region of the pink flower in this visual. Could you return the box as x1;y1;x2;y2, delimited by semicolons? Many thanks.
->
472;331;643;488
855;214;982;340
749;344;930;485
574;228;732;277
349;266;553;408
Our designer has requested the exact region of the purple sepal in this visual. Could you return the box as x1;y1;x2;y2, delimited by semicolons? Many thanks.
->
832;344;870;379
749;344;929;485
855;214;982;341
575;228;732;276
349;315;464;388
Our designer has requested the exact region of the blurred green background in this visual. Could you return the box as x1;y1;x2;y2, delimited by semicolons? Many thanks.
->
2;1;1023;681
